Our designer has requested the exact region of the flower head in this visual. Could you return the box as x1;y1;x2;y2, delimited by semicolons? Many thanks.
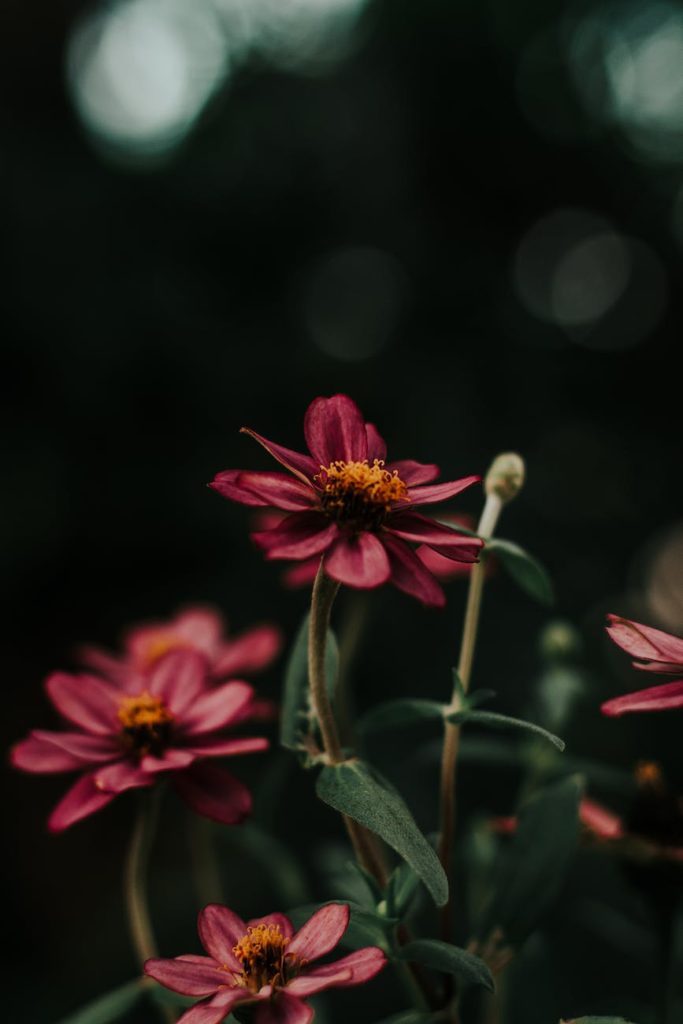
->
145;901;386;1024
602;614;683;715
79;605;282;689
211;394;482;607
11;650;268;831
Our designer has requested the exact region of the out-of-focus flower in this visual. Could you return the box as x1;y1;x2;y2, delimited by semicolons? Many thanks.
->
491;798;624;842
211;394;482;607
79;605;283;688
602;614;683;715
145;901;386;1024
416;514;485;581
11;651;268;832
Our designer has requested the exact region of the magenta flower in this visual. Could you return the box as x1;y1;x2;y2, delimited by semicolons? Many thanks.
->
11;650;269;832
79;605;282;688
602;614;683;715
211;394;482;607
145;901;386;1024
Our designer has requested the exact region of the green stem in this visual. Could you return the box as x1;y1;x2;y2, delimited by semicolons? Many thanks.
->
187;815;224;908
124;788;176;1024
438;492;503;943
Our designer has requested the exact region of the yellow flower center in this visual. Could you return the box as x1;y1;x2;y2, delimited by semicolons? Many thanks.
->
117;692;175;757
140;635;189;668
232;924;301;992
316;459;409;530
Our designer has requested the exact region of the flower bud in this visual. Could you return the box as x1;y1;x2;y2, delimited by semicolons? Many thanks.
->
484;452;525;504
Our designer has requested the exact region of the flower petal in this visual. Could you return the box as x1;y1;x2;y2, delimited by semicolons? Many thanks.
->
213;624;283;679
407;475;481;506
180;680;254;734
580;798;624;839
148;650;209;715
140;749;197;773
304;395;368;465
211;469;272;507
94;760;154;793
324;533;391;589
11;730;117;772
176;992;251;1024
382;534;446;607
299;946;386;986
285;969;352;996
247;913;294;939
232;472;317;512
365;423;387;462
252;513;338;561
77;646;129;684
173;763;252;824
172;607;224;649
240;429;319;483
416;545;473;581
252;991;313;1024
46;672;118;735
288;903;349;962
386;512;482;563
48;771;117;832
198;904;247;966
385;460;439;485
282;560;319;589
601;680;683;716
606;615;683;669
144;956;224;996
185;737;269;758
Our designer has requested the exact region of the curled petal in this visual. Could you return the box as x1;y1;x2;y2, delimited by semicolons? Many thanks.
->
252;991;313;1024
140;750;197;773
288;903;350;962
385;459;439;485
213;624;283;679
94;760;154;794
233;472;317;512
11;730;117;772
606;615;683;669
173;762;252;825
240;429;318;484
210;469;271;507
601;679;683;716
181;680;254;734
324;533;391;589
304;395;368;465
185;737;269;758
48;771;117;832
198;904;247;967
407;475;481;506
386;512;482;563
46;672;118;735
252;513;338;561
144;956;224;996
382;534;446;607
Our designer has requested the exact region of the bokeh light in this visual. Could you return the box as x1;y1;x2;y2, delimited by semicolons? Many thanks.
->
644;522;683;632
302;246;407;361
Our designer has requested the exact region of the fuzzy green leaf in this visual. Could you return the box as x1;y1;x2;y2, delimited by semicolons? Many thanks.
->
316;760;448;907
446;709;565;751
385;862;421;918
397;939;493;990
280;613;338;752
477;775;583;946
486;539;554;606
55;981;144;1024
357;699;447;734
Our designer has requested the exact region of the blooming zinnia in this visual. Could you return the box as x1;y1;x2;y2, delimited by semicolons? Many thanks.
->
211;394;482;607
602;614;683;715
11;650;268;831
79;605;282;687
145;901;386;1024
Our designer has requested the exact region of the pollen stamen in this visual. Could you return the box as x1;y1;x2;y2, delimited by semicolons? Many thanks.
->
232;923;300;993
316;459;409;530
117;692;174;757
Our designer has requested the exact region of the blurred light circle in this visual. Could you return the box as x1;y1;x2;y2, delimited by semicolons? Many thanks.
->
645;523;683;632
245;0;368;73
67;0;228;160
513;208;666;349
303;246;407;361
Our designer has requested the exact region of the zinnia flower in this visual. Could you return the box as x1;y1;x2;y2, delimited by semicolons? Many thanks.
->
145;901;386;1024
602;614;683;715
211;394;482;607
79;605;282;688
11;650;268;831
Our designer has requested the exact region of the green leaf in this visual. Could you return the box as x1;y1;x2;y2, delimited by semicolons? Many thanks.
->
357;699;447;735
486;539;554;606
55;981;144;1024
371;1014;436;1024
397;939;494;991
280;613;338;752
446;709;565;751
477;775;583;946
385;862;421;918
316;760;448;907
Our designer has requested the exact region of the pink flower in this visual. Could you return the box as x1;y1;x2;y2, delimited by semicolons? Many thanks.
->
11;650;269;832
491;798;624;841
145;901;386;1024
602;614;683;716
79;605;282;689
211;394;482;607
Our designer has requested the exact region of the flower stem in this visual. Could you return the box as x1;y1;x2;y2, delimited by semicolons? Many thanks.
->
124;788;176;1024
187;815;224;908
309;560;388;886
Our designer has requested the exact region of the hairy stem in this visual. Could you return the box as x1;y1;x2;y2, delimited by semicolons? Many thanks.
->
124;788;176;1024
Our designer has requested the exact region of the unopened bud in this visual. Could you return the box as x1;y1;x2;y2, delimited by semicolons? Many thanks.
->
539;620;582;662
484;452;525;504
